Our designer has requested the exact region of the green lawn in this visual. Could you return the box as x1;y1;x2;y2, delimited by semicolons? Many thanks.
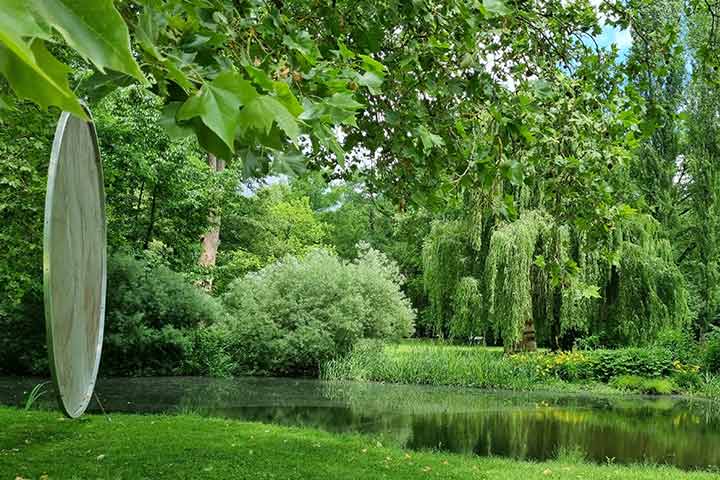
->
1;407;716;480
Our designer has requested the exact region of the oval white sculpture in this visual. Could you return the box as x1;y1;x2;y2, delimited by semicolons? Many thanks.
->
44;109;106;418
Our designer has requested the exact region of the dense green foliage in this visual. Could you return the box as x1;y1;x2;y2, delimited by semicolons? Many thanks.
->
1;0;720;393
449;277;484;343
102;254;225;376
0;104;55;375
95;88;220;271
223;248;414;375
704;328;720;374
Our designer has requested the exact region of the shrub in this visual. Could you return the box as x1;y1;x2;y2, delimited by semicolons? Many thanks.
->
609;375;678;395
547;350;593;381
654;327;700;364
703;328;720;374
186;325;236;378
0;287;47;375
213;249;264;295
102;254;225;376
584;347;674;381
223;248;415;376
510;347;676;383
672;369;702;390
351;244;416;339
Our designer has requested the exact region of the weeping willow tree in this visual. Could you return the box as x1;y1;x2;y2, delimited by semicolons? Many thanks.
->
530;225;606;350
484;211;548;351
422;220;474;336
423;205;690;350
604;215;691;345
449;277;484;342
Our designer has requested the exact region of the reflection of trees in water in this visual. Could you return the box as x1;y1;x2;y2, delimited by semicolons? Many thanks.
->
368;406;720;468
321;381;720;469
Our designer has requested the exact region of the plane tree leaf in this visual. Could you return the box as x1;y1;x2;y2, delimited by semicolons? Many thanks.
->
273;81;303;117
31;0;146;82
0;40;85;118
177;71;259;153
238;95;301;141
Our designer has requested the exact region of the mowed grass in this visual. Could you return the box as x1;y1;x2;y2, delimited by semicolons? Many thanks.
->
1;407;717;480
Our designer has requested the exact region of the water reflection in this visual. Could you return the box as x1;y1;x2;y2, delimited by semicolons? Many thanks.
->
1;376;719;470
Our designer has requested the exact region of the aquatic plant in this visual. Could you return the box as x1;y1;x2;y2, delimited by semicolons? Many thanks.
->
24;381;49;411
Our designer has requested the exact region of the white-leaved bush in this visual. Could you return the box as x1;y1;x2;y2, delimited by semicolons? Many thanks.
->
222;245;415;375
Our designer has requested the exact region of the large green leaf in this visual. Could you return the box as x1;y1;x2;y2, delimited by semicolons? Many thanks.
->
238;95;301;141
31;0;146;82
81;70;135;102
483;0;511;17
0;40;84;118
0;0;79;112
273;81;303;117
244;64;274;91
0;0;49;57
135;6;166;61
417;126;445;152
159;102;193;140
192;119;233;161
271;150;307;177
177;71;259;152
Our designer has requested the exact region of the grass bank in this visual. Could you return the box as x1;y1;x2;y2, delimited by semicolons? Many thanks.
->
1;407;717;480
322;340;720;398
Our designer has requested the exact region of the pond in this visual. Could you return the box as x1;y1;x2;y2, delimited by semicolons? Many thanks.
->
2;376;719;470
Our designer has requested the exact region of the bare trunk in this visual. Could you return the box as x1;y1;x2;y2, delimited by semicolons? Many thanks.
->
198;153;225;288
506;317;537;353
520;317;537;352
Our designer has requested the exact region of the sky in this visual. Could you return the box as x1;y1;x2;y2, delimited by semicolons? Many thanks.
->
596;24;633;58
590;0;633;59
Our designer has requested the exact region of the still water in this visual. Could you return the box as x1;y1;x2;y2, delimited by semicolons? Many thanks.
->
2;376;719;470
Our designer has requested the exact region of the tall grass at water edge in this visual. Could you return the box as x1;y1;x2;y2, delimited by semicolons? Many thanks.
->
322;340;720;399
321;340;544;390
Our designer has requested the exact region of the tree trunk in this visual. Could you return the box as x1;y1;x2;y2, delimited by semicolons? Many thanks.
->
198;153;225;288
519;317;537;352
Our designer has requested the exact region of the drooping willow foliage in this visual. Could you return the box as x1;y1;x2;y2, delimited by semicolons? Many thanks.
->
423;205;691;349
422;220;473;336
606;215;691;345
484;211;548;349
559;246;605;336
532;227;606;349
449;276;483;342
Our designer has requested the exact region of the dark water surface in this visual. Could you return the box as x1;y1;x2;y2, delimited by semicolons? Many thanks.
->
2;376;719;470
